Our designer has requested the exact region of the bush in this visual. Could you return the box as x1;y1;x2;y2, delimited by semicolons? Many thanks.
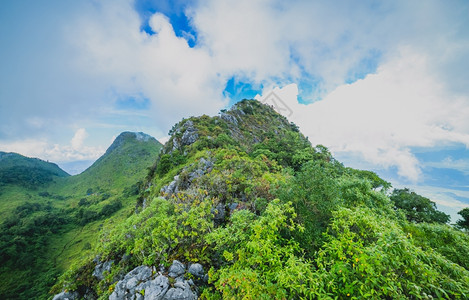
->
204;200;317;299
315;207;469;298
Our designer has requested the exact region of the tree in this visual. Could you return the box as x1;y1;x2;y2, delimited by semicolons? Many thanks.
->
456;207;469;231
390;188;450;224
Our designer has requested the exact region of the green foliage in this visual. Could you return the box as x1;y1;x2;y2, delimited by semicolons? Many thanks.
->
456;207;469;231
195;149;281;206
250;130;313;170
345;168;392;191
204;200;317;299
275;160;341;254
98;194;214;267
0;202;67;268
404;222;469;270
339;177;393;213
390;188;450;224
0;202;68;299
0;165;62;188
156;150;187;176
315;207;469;299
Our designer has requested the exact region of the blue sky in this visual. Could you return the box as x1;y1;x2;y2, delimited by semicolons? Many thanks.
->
1;0;469;221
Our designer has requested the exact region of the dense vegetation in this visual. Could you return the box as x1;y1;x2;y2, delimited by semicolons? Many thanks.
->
0;133;162;299
0;152;69;189
50;100;469;299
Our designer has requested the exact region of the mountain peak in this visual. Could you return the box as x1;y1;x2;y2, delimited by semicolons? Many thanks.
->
79;131;162;177
105;132;158;156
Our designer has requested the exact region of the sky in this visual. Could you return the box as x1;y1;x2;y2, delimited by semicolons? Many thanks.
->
1;0;469;221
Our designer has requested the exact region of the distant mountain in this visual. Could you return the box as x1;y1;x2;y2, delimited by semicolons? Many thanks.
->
0;152;69;188
61;132;162;195
0;132;163;300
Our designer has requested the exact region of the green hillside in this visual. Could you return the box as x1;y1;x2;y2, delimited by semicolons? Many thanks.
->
0;151;69;189
0;132;162;300
52;100;469;299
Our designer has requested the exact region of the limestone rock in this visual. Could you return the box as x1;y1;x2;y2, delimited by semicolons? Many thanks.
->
92;260;113;281
168;260;185;278
142;275;169;300
163;281;196;300
110;266;152;300
188;263;204;279
52;291;79;300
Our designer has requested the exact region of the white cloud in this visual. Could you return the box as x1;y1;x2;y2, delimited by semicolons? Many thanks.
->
1;0;469;177
71;128;88;150
69;1;228;129
257;48;469;181
0;131;104;163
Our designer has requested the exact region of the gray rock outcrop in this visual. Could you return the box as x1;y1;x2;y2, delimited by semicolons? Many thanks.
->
93;260;114;281
163;280;196;300
141;275;169;300
180;121;198;146
107;261;199;300
110;266;152;300
52;291;79;300
188;263;204;279
168;260;185;278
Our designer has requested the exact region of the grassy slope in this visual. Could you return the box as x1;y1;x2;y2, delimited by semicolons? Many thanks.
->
0;132;162;299
0;151;69;177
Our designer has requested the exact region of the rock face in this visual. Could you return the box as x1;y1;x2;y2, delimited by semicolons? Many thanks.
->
141;275;169;300
107;261;199;300
164;280;196;300
180;121;199;147
160;157;214;197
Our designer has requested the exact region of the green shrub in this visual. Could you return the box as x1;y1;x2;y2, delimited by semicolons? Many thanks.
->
204;200;318;299
315;207;469;299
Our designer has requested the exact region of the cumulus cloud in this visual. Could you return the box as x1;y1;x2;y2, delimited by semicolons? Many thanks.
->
257;48;469;181
69;0;228;129
0;129;104;163
71;128;88;150
191;0;469;98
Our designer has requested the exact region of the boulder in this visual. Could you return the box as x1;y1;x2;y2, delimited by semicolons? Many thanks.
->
168;260;185;278
188;263;204;279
